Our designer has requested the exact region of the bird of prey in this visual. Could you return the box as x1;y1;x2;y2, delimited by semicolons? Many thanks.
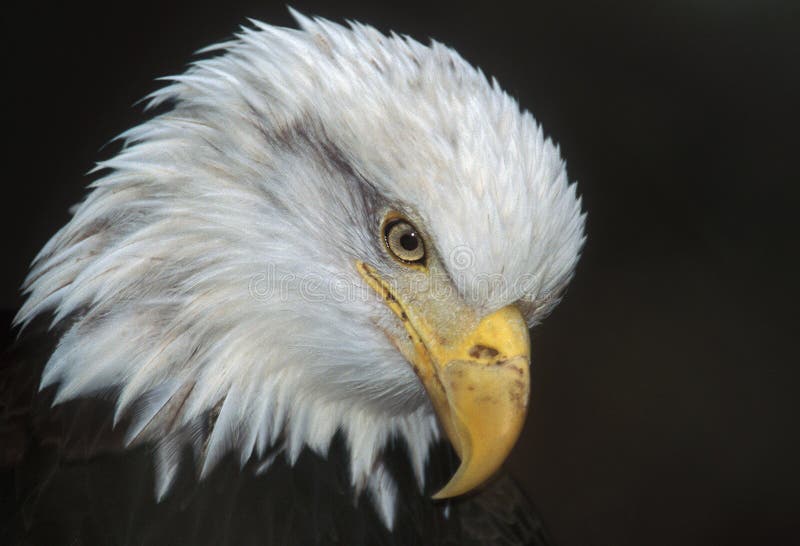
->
3;9;584;545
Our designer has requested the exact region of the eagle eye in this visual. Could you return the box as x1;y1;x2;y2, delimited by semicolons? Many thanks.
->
384;218;425;264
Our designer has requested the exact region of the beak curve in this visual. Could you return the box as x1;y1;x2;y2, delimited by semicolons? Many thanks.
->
426;305;530;498
356;262;531;499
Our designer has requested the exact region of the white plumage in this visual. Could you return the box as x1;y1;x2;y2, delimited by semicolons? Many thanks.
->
16;10;585;527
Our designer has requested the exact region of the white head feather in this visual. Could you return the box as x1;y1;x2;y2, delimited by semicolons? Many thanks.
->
16;10;585;527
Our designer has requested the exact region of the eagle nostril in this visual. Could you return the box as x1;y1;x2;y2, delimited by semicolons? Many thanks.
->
468;345;499;360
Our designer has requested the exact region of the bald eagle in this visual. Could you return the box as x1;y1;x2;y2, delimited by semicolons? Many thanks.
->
7;9;584;544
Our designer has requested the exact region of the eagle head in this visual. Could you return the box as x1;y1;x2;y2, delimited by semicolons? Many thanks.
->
16;10;585;527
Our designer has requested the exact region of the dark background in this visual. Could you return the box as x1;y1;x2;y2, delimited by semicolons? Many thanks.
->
3;1;798;545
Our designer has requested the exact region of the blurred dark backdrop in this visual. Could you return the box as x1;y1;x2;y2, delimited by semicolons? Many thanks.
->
2;1;798;545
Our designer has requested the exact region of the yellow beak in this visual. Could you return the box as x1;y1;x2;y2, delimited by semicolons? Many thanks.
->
357;262;531;498
424;305;530;498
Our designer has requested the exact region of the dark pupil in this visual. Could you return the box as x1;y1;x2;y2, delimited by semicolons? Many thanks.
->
399;232;418;252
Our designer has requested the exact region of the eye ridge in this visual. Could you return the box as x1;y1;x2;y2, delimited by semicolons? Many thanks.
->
383;218;426;265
